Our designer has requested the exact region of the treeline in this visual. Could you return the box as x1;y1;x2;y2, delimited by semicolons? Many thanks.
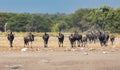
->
0;6;120;33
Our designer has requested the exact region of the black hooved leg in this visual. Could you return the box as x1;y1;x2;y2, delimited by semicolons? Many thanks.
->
10;41;13;48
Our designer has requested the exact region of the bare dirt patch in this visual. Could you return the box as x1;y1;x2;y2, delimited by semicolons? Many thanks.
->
0;37;120;70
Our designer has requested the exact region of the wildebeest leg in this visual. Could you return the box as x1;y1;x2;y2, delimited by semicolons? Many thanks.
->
62;42;63;47
44;41;46;48
84;42;87;47
24;43;29;47
100;41;103;46
111;41;113;45
83;42;85;47
71;43;74;48
82;41;84;47
9;41;13;47
27;42;29;48
30;41;32;48
58;42;60;47
24;40;28;48
93;39;96;43
111;38;115;45
70;41;73;48
78;40;80;47
80;40;83;47
82;42;83;47
102;41;106;46
89;38;92;43
44;41;48;48
72;42;74;48
46;40;48;47
60;41;63;47
74;41;76;47
104;41;107;46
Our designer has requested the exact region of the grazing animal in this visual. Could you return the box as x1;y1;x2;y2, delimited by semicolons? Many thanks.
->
110;35;115;45
43;32;49;48
69;34;75;48
82;36;87;47
99;32;109;46
57;32;64;47
7;32;14;47
24;33;34;48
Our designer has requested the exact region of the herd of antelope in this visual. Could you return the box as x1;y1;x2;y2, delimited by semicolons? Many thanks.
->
7;30;115;48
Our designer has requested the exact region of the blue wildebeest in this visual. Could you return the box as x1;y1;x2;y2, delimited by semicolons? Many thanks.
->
86;30;99;43
57;32;64;47
86;31;95;43
110;35;115;45
69;34;76;48
82;36;87;47
73;31;82;47
99;32;109;46
69;32;82;48
43;32;49;48
7;32;14;47
24;32;34;48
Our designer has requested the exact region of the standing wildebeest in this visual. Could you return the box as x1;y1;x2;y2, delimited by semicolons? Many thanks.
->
86;31;98;43
82;36;87;47
99;32;109;46
57;32;64;47
24;33;34;48
43;32;49;48
74;31;82;47
69;34;75;48
69;32;82;48
7;32;14;47
86;31;94;43
110;35;115;45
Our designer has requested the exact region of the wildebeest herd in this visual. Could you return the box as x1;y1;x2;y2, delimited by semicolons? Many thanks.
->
7;30;115;48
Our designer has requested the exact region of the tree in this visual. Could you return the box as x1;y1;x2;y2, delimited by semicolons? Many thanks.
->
52;20;68;32
0;13;9;31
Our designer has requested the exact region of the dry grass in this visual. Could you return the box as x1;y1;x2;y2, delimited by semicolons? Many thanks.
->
0;35;120;51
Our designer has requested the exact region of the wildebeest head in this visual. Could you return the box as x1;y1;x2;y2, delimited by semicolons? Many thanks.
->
7;32;14;41
28;33;34;41
74;31;80;39
58;32;64;38
43;32;49;40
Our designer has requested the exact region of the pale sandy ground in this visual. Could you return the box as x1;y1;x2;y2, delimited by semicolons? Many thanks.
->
0;50;120;70
0;36;120;70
